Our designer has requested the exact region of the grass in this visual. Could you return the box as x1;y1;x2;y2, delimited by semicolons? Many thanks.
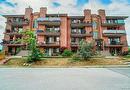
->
4;57;125;67
122;55;130;62
124;55;130;59
4;58;27;67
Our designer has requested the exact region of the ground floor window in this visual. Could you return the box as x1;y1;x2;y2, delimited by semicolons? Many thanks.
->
109;47;122;56
44;48;60;56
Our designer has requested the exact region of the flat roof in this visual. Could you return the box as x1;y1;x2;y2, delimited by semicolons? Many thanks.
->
2;14;129;20
69;16;84;19
2;15;24;18
46;14;67;17
106;16;129;19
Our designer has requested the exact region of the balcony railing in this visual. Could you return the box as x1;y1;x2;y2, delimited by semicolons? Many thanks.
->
3;40;25;46
36;30;60;36
104;42;126;47
103;30;126;34
38;42;60;47
102;21;125;26
4;30;22;36
46;28;60;32
71;29;92;37
71;33;92;37
71;42;79;47
37;17;61;26
103;30;126;37
71;22;92;28
37;17;61;22
7;19;29;26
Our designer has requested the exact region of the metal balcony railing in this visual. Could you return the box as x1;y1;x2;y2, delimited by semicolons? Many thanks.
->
38;42;60;47
7;19;29;26
2;40;25;46
103;30;126;34
37;17;61;22
71;42;79;47
104;41;127;47
36;30;60;36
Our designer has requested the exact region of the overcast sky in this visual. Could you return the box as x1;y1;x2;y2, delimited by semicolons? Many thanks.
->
0;0;130;45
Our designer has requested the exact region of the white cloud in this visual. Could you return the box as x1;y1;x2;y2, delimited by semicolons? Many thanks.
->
0;0;130;45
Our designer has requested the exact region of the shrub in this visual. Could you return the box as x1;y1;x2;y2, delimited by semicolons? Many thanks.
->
78;40;95;60
122;51;129;56
62;49;73;57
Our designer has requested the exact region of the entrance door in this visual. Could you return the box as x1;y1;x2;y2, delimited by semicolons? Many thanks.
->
96;39;103;51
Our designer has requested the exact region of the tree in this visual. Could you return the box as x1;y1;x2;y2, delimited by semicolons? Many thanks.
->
20;30;43;63
27;38;43;63
20;30;35;49
78;40;94;60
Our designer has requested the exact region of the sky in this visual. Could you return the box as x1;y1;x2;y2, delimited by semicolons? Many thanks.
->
0;0;130;45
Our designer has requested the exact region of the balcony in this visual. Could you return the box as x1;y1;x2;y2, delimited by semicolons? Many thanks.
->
102;20;125;26
7;19;29;26
103;30;126;37
37;17;61;26
3;40;25;47
4;30;22;36
71;22;92;28
71;42;79;47
38;42;60;47
36;29;60;36
71;32;92;37
104;42;125;47
71;29;92;37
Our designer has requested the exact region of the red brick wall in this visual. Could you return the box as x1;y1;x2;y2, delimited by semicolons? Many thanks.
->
98;9;106;23
60;16;68;48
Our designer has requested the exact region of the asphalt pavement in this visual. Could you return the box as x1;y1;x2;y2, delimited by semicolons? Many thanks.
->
0;68;130;90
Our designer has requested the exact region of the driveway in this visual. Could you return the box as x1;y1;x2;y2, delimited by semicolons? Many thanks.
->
0;68;130;90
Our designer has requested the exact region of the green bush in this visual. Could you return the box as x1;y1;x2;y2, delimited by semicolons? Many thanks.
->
128;47;130;55
78;40;95;60
62;49;73;57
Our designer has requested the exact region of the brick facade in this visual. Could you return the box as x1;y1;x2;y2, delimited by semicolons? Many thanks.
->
2;7;129;56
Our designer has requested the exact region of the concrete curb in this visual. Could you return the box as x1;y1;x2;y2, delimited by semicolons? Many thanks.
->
31;65;130;68
0;65;130;68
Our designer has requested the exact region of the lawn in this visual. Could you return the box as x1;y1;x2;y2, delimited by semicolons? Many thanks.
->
122;55;130;62
4;57;125;67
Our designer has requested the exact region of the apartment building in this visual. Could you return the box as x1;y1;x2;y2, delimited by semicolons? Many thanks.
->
2;7;128;56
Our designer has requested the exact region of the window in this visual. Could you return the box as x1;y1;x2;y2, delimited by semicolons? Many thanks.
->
108;37;120;45
118;20;124;24
72;19;81;23
93;32;98;39
56;37;60;42
53;48;59;53
71;38;76;43
71;29;77;33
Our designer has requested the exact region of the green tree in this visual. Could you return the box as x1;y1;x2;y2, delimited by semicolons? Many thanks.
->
20;30;43;63
27;38;43;63
20;30;35;49
78;40;94;60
